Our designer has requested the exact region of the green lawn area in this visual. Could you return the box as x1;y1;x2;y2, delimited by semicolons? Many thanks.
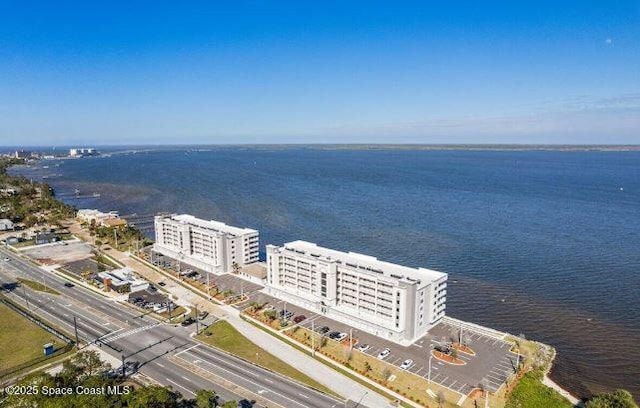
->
505;370;572;408
0;302;64;373
18;278;61;295
196;320;338;397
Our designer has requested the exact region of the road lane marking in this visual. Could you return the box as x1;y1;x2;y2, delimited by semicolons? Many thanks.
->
165;378;194;396
175;344;199;357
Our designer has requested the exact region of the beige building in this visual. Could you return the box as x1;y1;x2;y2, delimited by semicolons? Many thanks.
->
266;241;447;344
154;214;259;275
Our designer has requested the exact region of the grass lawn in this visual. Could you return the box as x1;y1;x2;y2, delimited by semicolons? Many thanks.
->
18;278;61;295
505;370;572;408
158;305;187;322
0;303;64;373
196;320;338;397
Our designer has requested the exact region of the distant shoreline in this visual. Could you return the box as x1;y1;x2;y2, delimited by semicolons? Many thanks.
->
3;143;640;154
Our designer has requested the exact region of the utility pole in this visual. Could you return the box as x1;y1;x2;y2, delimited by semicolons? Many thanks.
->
311;321;315;356
23;285;30;310
121;354;126;379
168;299;172;323
114;229;118;249
195;304;199;335
206;268;211;299
74;316;80;349
349;328;353;352
428;355;434;384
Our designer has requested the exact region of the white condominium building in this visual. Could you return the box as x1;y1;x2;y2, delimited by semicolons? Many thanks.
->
266;241;447;344
154;214;259;274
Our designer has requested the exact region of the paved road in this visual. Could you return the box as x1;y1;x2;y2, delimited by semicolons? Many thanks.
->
0;247;366;408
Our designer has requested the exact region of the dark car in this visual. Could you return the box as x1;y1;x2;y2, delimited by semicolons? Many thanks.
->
318;326;330;334
293;315;306;324
64;282;75;288
327;331;340;339
181;317;195;326
158;281;166;287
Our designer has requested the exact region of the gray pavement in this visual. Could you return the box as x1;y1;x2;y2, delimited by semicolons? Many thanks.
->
247;292;519;398
0;247;366;408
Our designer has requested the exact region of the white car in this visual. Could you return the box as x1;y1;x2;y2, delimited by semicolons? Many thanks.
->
3;257;9;262
400;359;413;370
336;332;348;341
356;343;371;352
377;348;391;360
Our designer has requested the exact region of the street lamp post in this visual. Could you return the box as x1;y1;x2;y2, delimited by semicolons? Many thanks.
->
428;355;434;384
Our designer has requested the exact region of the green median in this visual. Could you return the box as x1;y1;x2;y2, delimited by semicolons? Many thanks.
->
195;320;339;398
18;278;61;295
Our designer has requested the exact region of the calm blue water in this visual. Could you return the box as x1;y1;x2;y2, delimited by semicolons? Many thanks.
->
13;148;640;398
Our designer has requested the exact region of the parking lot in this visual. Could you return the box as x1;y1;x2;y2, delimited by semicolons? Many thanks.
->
146;249;264;299
242;295;518;397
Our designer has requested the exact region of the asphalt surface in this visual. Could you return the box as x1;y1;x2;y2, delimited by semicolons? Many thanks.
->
0;247;366;408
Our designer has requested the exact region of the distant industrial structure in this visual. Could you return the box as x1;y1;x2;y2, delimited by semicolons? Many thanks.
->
153;214;259;275
265;240;448;344
14;149;32;159
69;148;98;157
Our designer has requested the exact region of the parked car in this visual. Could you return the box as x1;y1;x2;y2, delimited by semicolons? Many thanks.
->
293;315;306;324
63;282;75;288
377;348;391;360
3;257;9;262
317;326;330;334
400;359;413;370
336;332;348;341
198;311;209;319
356;343;371;352
327;331;340;339
279;310;293;319
181;317;195;326
158;281;166;287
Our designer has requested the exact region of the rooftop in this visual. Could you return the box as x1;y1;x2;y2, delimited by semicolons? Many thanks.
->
279;240;446;285
166;214;258;237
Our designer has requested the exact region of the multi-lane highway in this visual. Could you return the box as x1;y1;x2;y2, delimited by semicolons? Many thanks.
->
0;247;366;408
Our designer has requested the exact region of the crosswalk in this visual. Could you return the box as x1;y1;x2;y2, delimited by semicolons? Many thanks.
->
98;323;159;343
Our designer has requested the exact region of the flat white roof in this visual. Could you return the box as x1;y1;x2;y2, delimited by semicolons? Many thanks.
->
280;240;446;285
169;214;258;237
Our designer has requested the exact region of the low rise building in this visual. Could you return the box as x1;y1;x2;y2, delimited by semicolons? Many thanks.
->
0;219;14;231
154;214;259;274
265;241;447;344
35;232;59;245
77;209;125;227
98;268;149;293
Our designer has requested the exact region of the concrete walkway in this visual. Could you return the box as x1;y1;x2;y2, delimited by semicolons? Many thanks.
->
543;375;580;406
224;307;394;408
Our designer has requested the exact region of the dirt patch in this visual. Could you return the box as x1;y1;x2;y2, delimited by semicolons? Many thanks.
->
22;241;93;264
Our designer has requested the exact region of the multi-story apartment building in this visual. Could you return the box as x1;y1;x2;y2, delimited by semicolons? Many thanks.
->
154;214;259;274
266;241;447;344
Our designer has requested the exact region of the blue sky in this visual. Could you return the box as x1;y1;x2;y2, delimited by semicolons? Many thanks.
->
1;1;638;145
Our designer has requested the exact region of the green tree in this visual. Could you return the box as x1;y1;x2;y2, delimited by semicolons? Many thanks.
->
126;385;179;408
71;349;110;376
195;389;217;408
587;390;638;408
220;401;238;408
